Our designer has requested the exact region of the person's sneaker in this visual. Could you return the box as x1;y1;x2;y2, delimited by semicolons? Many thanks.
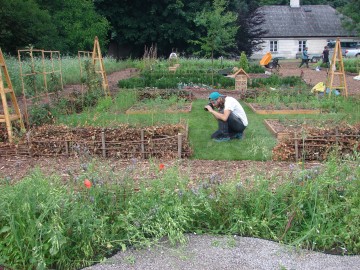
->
232;132;243;139
213;137;230;142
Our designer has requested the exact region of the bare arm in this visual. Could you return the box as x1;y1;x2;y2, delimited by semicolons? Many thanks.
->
205;106;231;121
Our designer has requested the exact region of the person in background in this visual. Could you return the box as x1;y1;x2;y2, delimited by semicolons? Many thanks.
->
322;45;330;72
204;92;248;142
169;49;177;59
299;47;309;68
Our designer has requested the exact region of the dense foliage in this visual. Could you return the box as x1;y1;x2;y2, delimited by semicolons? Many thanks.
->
0;0;356;57
0;0;110;55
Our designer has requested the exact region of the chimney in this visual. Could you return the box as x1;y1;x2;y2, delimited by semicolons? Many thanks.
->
290;0;300;8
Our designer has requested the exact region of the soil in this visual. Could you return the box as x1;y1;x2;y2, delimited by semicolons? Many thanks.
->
0;62;357;182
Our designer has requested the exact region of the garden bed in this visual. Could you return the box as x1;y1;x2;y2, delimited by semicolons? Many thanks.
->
126;89;194;114
264;119;313;140
126;102;192;114
271;121;360;161
248;103;321;115
0;123;191;159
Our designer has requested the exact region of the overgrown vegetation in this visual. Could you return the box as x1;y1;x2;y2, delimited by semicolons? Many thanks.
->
0;154;359;269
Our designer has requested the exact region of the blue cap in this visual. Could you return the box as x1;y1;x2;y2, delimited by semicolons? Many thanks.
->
209;92;222;100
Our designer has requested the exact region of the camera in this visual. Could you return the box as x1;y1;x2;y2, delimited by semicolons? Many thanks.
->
204;102;214;111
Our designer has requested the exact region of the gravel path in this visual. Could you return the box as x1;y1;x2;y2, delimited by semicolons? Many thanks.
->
83;234;360;270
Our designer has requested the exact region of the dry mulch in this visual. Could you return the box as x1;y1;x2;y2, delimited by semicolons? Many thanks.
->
0;155;321;187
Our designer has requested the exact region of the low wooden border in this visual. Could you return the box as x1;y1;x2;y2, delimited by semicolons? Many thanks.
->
247;103;320;115
126;103;192;115
264;119;290;140
0;123;191;159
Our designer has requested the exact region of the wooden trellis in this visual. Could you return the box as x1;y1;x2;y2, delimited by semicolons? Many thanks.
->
78;50;93;96
17;49;63;126
326;38;348;97
0;48;25;143
92;36;110;96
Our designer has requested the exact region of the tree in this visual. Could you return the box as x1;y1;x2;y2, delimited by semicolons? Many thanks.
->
36;0;110;54
191;0;238;58
94;0;206;57
0;0;110;55
0;0;58;54
230;0;267;56
339;0;360;37
191;0;238;84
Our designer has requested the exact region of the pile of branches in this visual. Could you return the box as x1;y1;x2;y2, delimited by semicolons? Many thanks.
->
273;123;360;161
138;89;195;101
0;123;192;159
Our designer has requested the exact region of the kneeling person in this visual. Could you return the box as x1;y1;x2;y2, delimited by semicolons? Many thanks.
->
204;92;248;142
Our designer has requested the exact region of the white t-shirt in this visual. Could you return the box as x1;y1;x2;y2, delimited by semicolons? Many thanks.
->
224;96;248;126
169;52;177;59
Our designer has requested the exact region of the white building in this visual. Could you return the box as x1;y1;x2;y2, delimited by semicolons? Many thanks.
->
252;0;359;59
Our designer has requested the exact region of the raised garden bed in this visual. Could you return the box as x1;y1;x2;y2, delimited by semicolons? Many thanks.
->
0;123;191;159
126;89;194;114
270;121;360;161
264;119;306;140
248;103;321;115
126;102;192;114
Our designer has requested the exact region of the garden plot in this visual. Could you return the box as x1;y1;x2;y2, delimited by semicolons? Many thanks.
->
0;123;191;159
269;120;360;161
248;103;321;115
126;89;194;114
263;118;339;139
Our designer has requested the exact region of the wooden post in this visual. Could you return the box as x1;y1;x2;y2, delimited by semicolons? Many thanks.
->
294;133;299;163
178;133;182;158
65;141;69;156
335;127;339;145
141;129;145;158
101;129;106;158
26;131;32;157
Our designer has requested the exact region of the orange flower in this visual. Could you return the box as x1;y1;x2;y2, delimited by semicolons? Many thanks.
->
84;179;92;189
159;163;165;171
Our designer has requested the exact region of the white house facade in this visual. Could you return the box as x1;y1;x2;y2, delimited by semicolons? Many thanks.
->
252;0;359;59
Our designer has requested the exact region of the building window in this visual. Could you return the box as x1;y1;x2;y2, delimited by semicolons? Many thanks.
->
270;41;278;52
299;40;306;52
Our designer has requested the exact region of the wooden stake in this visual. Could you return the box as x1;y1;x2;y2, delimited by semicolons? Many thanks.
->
178;133;182;158
141;129;145;158
101;129;106;157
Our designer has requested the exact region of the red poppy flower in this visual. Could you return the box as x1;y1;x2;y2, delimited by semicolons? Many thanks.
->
159;164;165;171
84;179;92;189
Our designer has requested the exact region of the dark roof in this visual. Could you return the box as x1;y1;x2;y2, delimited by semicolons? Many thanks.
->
258;5;356;38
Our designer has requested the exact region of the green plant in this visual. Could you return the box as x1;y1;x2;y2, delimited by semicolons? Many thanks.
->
239;51;249;71
28;103;54;126
1;156;359;268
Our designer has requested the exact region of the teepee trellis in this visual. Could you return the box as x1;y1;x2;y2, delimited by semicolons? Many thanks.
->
0;48;25;143
326;38;348;97
92;36;110;96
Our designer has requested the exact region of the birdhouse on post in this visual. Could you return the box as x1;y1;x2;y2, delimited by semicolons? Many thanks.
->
233;68;250;95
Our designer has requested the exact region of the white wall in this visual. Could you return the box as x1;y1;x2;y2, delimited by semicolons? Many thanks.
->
252;38;328;59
